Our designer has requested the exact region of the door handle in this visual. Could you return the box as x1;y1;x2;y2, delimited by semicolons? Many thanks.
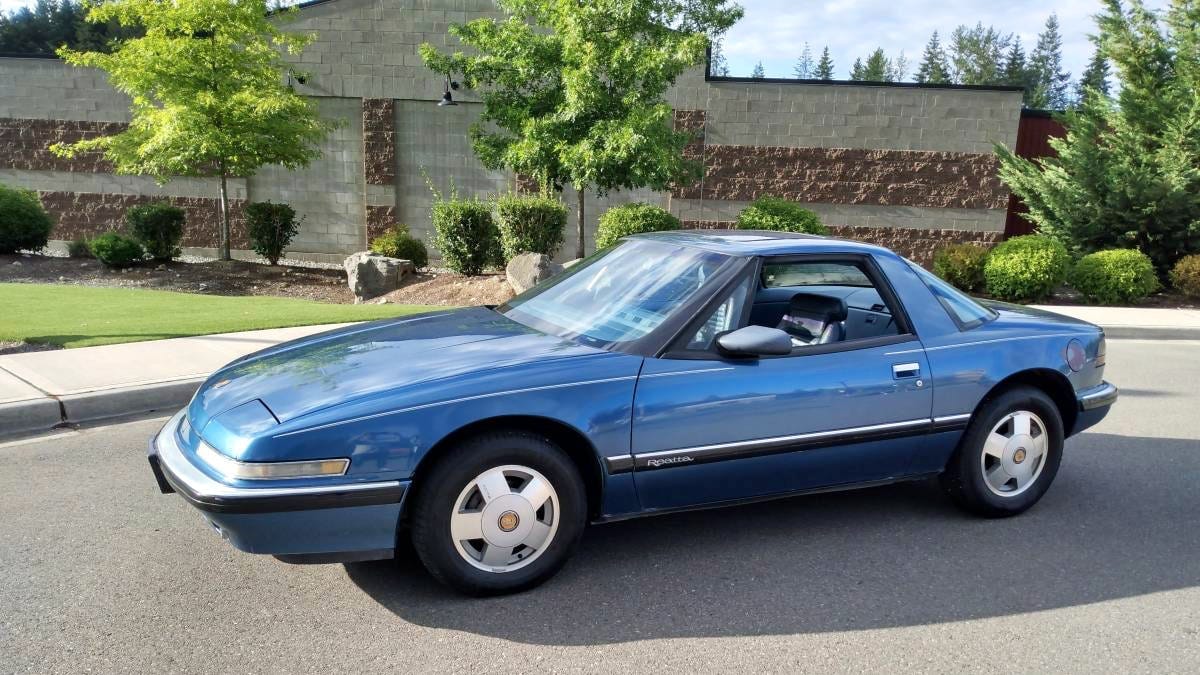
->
892;362;921;379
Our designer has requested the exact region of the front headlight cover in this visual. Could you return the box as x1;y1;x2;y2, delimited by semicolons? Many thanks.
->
196;441;349;480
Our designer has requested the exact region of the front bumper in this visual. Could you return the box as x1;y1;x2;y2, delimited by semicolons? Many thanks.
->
148;410;407;559
1073;381;1118;434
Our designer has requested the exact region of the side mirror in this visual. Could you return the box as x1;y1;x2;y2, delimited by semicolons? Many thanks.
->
715;325;793;358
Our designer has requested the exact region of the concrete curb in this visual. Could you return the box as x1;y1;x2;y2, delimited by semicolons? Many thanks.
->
0;397;65;438
58;378;204;427
1102;326;1200;340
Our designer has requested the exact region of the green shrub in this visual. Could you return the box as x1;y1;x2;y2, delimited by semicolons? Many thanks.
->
0;184;53;254
495;193;568;261
932;244;991;292
735;196;828;235
432;197;501;275
1170;254;1200;298
595;203;681;250
245;201;301;266
983;235;1071;302
89;232;144;267
1068;249;1160;305
67;237;93;258
370;225;429;270
125;202;184;262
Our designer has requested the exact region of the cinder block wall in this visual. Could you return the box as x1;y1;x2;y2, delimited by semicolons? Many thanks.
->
0;0;1023;265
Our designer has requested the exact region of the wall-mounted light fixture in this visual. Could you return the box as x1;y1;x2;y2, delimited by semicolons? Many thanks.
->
438;79;460;107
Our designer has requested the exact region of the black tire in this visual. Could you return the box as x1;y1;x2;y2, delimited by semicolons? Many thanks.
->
409;431;587;596
940;386;1064;518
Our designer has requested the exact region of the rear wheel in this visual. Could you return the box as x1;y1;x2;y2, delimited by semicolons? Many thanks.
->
940;386;1064;517
409;431;586;595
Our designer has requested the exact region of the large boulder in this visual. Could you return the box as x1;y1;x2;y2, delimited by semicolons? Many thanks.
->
506;252;562;294
344;251;414;301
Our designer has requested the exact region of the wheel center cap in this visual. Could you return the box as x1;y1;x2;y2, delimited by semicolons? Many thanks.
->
497;510;520;532
1013;447;1027;464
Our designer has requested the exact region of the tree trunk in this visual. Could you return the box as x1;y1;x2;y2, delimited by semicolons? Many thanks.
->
217;171;231;261
575;187;586;260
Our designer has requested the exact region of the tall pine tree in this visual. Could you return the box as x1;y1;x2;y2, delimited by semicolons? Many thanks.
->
709;35;730;76
750;60;765;78
857;48;893;81
814;46;835;79
1029;13;1071;109
949;22;1011;85
916;31;951;84
1075;44;1111;102
849;57;865;80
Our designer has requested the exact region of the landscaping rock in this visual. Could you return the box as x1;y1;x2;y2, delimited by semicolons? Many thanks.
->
506;253;562;294
344;251;414;301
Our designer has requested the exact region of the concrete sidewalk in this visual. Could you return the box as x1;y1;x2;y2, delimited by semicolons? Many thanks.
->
2;304;1197;439
0;323;352;438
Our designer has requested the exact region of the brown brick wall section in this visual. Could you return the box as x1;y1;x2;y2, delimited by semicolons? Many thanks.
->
39;191;248;249
673;109;706;161
0;117;127;173
675;145;1008;210
681;220;1000;267
362;98;396;186
365;204;397;243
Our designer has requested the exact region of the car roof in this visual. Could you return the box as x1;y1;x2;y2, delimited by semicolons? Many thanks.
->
629;230;901;259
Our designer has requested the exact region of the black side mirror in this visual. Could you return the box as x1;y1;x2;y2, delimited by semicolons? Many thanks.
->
715;325;793;357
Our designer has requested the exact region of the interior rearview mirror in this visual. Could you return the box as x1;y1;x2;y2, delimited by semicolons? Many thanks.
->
715;325;793;357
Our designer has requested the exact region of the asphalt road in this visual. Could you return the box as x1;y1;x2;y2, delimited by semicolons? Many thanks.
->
2;339;1198;673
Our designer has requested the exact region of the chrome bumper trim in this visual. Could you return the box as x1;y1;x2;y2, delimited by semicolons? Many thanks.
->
1078;381;1119;411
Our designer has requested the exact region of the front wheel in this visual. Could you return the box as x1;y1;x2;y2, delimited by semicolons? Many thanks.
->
409;431;586;595
940;386;1064;517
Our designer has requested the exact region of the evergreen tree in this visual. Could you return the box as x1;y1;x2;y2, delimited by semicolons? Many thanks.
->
0;0;137;55
857;48;893;81
849;57;865;80
793;42;813;78
814;46;835;79
709;35;730;76
916;31;951;84
997;0;1200;276
1075;44;1111;102
750;60;765;78
1029;13;1071;109
949;22;1011;85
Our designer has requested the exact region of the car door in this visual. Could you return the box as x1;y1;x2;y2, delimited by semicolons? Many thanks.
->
630;254;934;511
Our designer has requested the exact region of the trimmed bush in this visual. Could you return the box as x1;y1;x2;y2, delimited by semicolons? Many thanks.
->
126;202;185;262
595;203;681;250
89;232;144;267
245;201;301;266
932;244;991;292
735;196;828;235
370;225;429;271
67;237;93;258
1068;249;1160;305
0;184;53;254
432;197;501;275
983;235;1071;302
1170;254;1200;298
495;193;568;261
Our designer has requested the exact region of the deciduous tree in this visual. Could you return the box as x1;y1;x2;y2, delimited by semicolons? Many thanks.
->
420;0;743;259
51;0;332;261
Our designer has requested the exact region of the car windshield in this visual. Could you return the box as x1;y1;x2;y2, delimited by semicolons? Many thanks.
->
499;239;732;349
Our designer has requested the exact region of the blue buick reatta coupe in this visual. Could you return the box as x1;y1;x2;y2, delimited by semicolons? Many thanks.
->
149;231;1117;595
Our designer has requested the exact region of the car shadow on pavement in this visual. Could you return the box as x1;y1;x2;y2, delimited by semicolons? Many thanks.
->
345;432;1199;645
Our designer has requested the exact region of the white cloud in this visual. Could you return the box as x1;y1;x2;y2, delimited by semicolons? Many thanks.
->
719;0;1169;80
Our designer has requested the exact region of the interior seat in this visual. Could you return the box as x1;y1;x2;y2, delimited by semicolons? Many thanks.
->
777;293;848;346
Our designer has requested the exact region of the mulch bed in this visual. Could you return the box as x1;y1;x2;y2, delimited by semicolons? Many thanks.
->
0;252;515;307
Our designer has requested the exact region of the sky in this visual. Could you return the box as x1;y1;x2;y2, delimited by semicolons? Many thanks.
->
0;0;1171;82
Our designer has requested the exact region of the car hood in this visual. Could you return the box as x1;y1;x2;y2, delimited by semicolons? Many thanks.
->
188;307;603;430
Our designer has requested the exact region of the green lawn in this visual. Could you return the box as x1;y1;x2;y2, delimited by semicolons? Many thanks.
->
0;283;435;349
